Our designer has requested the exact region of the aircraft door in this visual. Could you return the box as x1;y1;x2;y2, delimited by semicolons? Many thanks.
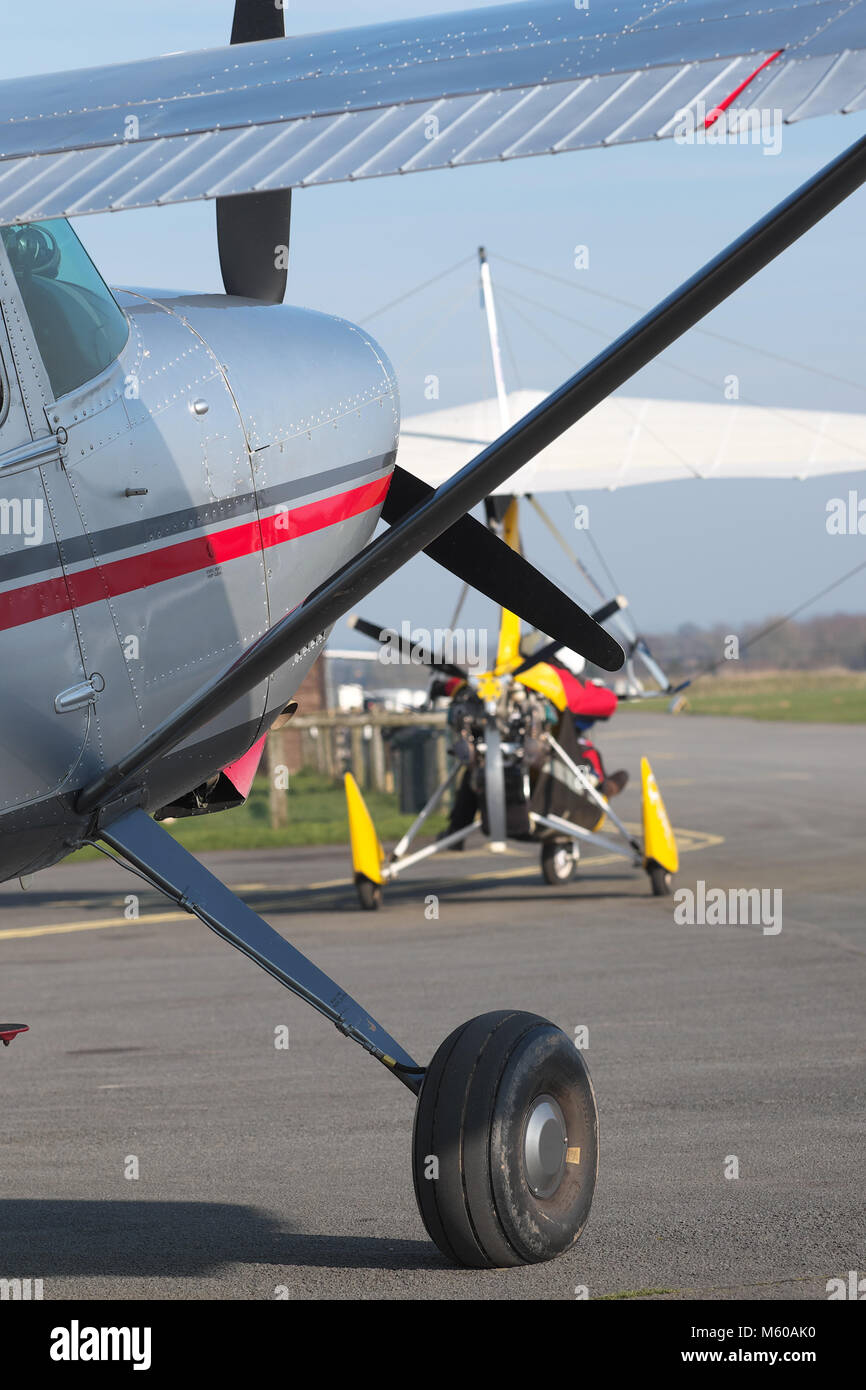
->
0;221;270;790
103;292;271;755
0;247;90;811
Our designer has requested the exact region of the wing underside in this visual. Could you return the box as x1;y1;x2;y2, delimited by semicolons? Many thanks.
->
0;0;864;224
398;391;866;492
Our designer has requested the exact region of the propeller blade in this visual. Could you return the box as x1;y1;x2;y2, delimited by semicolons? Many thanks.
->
588;596;628;628
512;597;628;676
347;615;467;679
77;133;866;817
217;1;290;304
381;467;622;672
484;495;515;530
228;0;284;42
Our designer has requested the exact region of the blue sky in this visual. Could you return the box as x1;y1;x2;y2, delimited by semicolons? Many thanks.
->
7;1;866;647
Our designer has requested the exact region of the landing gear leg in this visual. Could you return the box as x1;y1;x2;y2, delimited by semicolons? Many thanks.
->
95;808;423;1088
94;813;599;1270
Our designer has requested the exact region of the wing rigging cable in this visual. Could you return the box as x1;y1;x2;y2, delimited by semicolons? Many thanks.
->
361;249;866;415
493;254;866;401
365;243;866;679
669;555;866;694
490;286;866;477
375;255;866;505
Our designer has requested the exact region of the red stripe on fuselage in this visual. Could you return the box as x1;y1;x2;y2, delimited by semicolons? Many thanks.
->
0;475;390;634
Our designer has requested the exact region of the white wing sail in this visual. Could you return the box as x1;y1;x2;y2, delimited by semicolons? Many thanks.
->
398;390;866;492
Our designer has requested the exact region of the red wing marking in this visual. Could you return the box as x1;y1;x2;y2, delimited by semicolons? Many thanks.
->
705;51;784;129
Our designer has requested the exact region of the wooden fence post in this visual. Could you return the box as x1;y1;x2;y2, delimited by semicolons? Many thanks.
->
350;726;365;787
370;726;387;792
267;729;289;829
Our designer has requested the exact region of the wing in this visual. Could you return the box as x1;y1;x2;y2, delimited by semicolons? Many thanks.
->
398;390;866;491
0;0;864;224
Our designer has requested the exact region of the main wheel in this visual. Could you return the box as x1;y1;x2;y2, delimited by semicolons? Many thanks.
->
412;1010;598;1267
355;875;382;910
647;860;673;896
541;841;578;885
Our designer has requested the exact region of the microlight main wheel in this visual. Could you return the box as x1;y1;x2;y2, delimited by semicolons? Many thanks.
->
355;875;382;910
412;1010;598;1267
647;860;674;896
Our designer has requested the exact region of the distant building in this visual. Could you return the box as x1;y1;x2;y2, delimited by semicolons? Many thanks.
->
282;654;327;772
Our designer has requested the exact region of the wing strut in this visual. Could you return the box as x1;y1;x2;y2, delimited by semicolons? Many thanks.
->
77;132;866;820
96;809;424;1092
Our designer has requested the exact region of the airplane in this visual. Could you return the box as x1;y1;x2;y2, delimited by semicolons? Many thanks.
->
338;214;866;912
344;520;682;907
0;0;864;1269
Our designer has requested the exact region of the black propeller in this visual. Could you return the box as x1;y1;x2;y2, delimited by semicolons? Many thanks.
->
77;132;866;818
216;1;291;304
484;495;515;531
380;466;621;671
347;615;468;679
512;597;628;677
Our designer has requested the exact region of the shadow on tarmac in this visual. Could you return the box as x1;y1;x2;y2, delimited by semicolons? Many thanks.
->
0;1200;447;1276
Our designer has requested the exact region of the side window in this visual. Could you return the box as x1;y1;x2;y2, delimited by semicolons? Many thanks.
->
0;219;128;401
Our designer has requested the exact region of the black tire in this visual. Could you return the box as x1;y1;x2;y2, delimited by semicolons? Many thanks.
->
647;861;673;896
412;1010;599;1267
541;840;577;885
356;875;383;910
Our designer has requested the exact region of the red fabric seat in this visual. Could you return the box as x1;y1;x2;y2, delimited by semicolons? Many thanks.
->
556;668;618;719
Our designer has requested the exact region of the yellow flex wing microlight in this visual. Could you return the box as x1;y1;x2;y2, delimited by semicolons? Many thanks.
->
513;663;568;711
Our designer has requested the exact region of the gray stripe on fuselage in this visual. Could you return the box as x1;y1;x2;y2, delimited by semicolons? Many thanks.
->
0;452;394;585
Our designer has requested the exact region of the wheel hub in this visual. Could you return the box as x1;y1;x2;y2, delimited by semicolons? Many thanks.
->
554;848;573;877
523;1094;568;1198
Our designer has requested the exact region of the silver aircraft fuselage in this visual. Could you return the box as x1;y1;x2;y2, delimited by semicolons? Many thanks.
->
0;225;398;882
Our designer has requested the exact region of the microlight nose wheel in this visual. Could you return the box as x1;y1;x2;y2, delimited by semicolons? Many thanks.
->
541;840;578;885
412;1010;598;1267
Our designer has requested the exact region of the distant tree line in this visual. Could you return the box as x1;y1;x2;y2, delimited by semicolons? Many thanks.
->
639;612;866;675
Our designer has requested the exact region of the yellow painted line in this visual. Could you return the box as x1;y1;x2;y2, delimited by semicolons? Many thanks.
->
0;879;333;917
0;881;352;941
0;826;724;942
674;827;724;848
0;910;188;942
458;826;723;880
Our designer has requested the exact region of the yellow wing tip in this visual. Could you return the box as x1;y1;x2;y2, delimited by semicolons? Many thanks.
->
345;772;385;884
641;756;679;874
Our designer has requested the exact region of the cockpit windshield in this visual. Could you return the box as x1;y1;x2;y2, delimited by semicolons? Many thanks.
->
0;219;128;400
